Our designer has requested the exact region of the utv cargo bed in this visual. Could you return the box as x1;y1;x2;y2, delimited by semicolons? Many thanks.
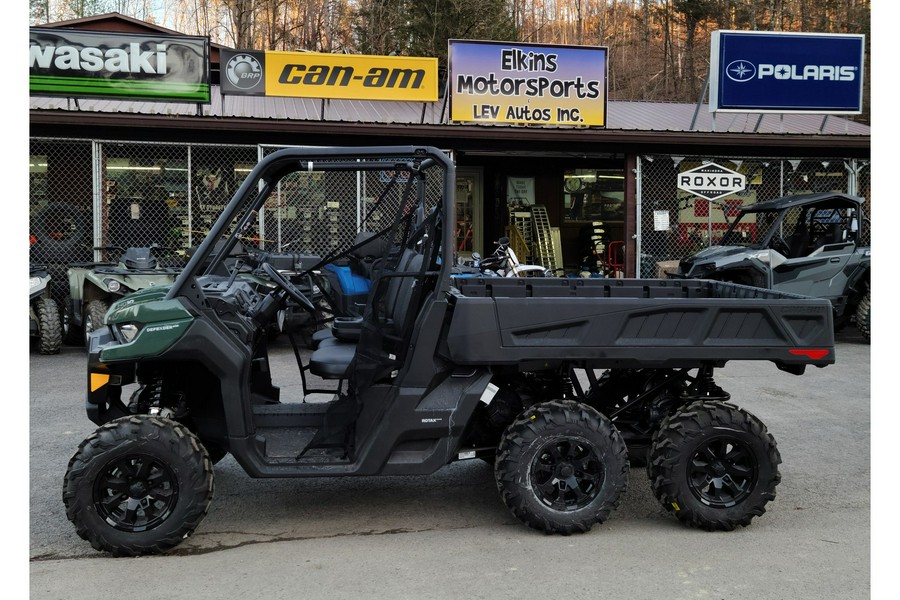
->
446;277;834;370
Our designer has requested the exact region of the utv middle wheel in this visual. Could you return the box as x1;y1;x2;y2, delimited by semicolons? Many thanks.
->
495;400;629;534
647;400;781;531
84;299;110;344
62;415;215;556
36;296;62;354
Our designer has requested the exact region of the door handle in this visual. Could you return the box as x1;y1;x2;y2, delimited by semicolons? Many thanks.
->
830;257;840;263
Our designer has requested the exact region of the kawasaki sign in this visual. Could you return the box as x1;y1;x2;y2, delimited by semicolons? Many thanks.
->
709;30;864;114
30;28;210;103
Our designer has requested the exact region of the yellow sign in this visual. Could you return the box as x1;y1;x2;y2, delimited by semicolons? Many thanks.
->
264;51;438;102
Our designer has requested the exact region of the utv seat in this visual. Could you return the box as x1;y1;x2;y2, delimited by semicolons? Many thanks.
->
308;251;424;379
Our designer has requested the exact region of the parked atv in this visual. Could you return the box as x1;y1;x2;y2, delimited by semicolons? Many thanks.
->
29;264;61;354
669;192;871;341
63;245;182;346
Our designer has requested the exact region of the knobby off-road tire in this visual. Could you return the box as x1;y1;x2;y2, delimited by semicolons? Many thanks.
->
855;290;871;343
84;299;110;344
495;400;629;535
36;297;61;354
63;415;215;557
647;400;781;531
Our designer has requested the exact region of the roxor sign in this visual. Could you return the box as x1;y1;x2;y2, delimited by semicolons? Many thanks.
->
677;163;746;201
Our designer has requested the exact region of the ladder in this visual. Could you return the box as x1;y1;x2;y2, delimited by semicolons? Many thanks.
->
531;205;558;273
509;209;534;261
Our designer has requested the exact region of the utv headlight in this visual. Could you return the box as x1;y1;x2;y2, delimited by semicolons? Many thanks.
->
104;278;122;293
115;323;141;343
29;277;43;290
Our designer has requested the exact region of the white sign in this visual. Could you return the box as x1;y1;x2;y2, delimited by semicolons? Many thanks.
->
654;210;670;231
677;162;746;201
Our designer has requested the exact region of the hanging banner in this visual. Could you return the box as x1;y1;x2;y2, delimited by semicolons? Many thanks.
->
710;30;865;114
29;27;210;103
221;49;438;101
449;39;607;127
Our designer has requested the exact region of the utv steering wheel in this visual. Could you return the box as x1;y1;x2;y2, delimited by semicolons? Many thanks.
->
771;237;790;256
261;262;317;313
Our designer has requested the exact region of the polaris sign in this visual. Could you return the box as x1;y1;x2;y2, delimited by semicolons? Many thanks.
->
709;30;864;114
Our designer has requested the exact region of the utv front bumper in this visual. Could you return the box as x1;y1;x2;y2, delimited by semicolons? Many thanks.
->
85;327;134;425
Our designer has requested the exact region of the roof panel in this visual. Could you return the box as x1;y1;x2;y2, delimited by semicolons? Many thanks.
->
29;86;870;136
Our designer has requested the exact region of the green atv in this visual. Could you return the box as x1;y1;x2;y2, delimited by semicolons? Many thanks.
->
63;245;182;346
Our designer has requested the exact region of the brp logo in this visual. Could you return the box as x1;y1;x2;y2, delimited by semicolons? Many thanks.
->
226;54;262;89
725;60;756;82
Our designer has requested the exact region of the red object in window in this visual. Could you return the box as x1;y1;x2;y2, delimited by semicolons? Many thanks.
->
30;234;38;245
694;200;709;217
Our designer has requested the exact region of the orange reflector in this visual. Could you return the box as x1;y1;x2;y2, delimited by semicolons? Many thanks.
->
90;373;110;392
789;349;829;360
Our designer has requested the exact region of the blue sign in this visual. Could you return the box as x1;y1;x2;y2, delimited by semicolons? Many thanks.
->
710;31;865;114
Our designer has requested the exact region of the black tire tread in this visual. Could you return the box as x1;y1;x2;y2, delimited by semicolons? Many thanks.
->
647;400;781;531
495;399;629;535
855;290;870;342
62;415;214;557
36;296;61;354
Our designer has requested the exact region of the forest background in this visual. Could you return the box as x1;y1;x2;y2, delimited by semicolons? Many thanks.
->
29;1;871;123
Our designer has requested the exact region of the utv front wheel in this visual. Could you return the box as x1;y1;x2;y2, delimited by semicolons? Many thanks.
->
495;400;628;534
647;401;781;531
63;416;214;556
84;299;109;344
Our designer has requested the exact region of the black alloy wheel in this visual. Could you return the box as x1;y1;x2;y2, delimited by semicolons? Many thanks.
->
93;453;180;532
530;438;604;511
686;435;756;508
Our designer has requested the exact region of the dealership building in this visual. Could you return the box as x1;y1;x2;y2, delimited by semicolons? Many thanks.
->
29;13;870;282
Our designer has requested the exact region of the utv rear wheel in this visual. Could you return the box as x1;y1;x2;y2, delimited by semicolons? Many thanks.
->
36;297;61;354
63;415;214;556
647;401;781;531
84;299;109;344
495;400;628;534
855;290;870;343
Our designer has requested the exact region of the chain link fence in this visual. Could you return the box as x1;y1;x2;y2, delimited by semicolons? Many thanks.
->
636;156;871;278
29;139;443;305
30;139;872;306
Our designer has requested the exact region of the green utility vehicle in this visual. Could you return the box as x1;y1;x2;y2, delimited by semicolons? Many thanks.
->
63;146;835;557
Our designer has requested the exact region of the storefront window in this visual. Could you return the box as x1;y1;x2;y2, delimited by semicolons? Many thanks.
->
563;169;624;222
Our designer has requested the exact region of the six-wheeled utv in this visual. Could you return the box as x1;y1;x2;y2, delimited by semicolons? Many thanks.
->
63;146;836;556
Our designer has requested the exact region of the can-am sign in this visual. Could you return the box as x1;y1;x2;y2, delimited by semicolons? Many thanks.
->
677;163;746;201
29;27;210;102
220;49;438;101
710;30;864;114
